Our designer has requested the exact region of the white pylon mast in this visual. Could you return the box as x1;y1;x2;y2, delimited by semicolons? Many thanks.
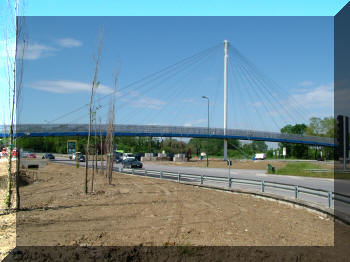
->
224;40;229;160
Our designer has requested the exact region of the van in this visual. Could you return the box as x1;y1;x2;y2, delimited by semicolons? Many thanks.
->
253;153;266;160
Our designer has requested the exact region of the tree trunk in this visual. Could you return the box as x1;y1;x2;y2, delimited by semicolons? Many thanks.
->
85;30;103;194
85;145;89;194
94;124;98;174
6;138;13;209
91;153;95;192
16;150;21;210
99;119;104;177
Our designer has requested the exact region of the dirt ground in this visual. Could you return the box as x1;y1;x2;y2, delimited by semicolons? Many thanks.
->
2;161;350;260
0;159;17;261
145;159;333;170
16;163;341;246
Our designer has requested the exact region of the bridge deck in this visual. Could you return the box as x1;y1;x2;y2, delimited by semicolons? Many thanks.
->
1;124;335;147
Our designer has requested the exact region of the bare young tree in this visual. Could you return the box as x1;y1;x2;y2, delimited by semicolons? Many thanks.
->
4;0;25;210
90;106;100;193
85;31;103;194
106;72;118;184
105;104;114;185
94;127;98;175
99;117;104;177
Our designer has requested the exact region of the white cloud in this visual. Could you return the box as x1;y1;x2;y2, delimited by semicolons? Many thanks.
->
1;40;54;61
263;83;333;120
19;43;58;60
27;80;114;94
184;118;207;127
57;38;82;48
129;97;166;109
120;90;166;109
299;81;315;87
9;38;82;61
0;38;15;59
289;83;333;109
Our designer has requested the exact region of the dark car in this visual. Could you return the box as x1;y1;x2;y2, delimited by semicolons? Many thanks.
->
114;155;123;163
134;153;144;161
167;153;174;161
122;158;143;168
79;155;86;162
42;153;55;160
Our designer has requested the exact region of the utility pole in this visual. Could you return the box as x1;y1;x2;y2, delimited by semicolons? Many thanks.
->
224;40;229;160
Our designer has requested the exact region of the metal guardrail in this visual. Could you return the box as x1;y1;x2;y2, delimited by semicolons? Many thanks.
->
116;167;350;209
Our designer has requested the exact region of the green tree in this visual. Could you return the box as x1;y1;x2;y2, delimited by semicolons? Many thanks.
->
280;123;308;159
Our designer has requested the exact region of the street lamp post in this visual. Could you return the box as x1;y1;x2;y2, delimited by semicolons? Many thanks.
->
202;96;209;167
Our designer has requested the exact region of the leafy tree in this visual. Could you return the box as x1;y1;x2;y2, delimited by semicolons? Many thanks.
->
251;141;268;152
280;123;308;159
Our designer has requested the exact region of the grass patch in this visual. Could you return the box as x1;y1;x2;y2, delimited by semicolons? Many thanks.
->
274;162;335;179
334;171;350;180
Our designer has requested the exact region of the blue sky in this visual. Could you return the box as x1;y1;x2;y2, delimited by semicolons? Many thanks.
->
0;1;346;133
14;16;333;132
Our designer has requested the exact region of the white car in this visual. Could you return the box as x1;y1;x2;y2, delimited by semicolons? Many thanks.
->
122;153;135;160
70;152;82;160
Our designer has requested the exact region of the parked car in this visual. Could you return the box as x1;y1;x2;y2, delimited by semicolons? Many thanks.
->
21;151;29;158
122;158;143;168
42;153;55;160
1;147;7;156
11;149;18;157
78;154;86;162
167;153;174;161
70;152;82;160
28;153;36;158
135;153;144;161
114;154;122;163
122;153;136;160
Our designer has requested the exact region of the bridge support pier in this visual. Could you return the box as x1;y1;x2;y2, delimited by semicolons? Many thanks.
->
224;139;228;160
223;40;228;161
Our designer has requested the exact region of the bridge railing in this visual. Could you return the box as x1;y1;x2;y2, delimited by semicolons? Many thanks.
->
117;166;350;211
2;124;334;146
6;124;334;143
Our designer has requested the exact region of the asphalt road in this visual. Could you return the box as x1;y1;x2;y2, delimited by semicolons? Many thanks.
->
52;158;350;212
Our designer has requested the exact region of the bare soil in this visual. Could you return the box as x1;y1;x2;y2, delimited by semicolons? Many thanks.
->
0;159;16;261
16;162;342;247
2;161;350;261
